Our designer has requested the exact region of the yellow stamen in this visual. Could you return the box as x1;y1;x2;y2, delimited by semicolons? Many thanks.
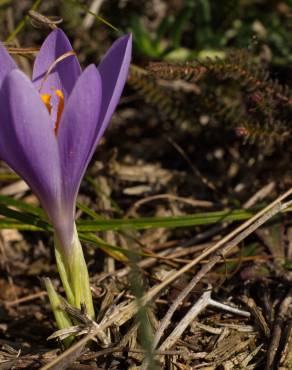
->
54;89;64;135
40;90;65;136
40;93;52;114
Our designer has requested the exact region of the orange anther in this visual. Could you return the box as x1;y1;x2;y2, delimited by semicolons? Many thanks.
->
40;93;52;114
40;90;64;135
54;89;64;135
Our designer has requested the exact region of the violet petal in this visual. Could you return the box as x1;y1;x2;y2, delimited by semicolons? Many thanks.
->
0;69;62;222
57;64;102;209
86;34;132;161
0;41;17;87
32;29;82;124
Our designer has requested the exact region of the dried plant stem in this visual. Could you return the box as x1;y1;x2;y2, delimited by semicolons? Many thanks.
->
158;289;211;352
156;289;250;354
28;10;62;29
4;291;47;306
208;299;250;317
141;293;250;369
125;193;212;218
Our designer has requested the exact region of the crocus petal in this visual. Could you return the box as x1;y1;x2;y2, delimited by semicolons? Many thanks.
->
87;34;132;160
57;64;102;210
0;69;61;221
32;29;82;123
0;42;17;87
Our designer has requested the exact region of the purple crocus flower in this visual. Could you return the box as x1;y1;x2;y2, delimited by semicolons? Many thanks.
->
0;29;131;256
0;29;131;323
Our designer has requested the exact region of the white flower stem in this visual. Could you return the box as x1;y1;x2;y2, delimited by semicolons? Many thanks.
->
70;224;95;319
54;244;75;306
53;224;95;322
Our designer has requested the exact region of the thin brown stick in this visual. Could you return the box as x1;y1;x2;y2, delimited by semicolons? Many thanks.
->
157;289;250;354
4;291;47;306
6;46;39;54
38;51;76;93
125;193;212;217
